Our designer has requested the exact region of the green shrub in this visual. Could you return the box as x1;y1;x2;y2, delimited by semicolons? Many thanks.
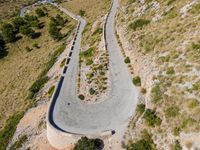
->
129;19;150;31
132;76;141;86
79;10;85;17
48;85;55;97
49;22;62;41
143;109;161;127
164;106;179;118
173;127;180;136
35;8;46;17
136;104;145;114
188;99;199;109
74;137;103;150
124;57;131;64
55;14;65;27
78;94;85;100
172;140;182;150
86;59;93;66
191;42;200;54
166;67;175;75
181;117;196;129
192;82;200;90
190;3;200;14
92;28;103;35
60;58;66;67
81;48;94;58
167;0;176;5
1;23;16;42
12;17;26;32
0;34;6;56
89;88;95;95
151;84;162;103
0;112;24;150
10;135;27;150
29;76;49;98
19;25;35;38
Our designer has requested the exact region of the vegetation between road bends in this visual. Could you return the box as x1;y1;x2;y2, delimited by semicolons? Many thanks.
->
74;137;104;150
143;109;161;127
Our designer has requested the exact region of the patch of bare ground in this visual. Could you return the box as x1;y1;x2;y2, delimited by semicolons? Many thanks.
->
116;0;200;149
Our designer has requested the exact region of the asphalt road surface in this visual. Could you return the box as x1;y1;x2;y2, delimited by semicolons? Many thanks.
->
49;0;138;135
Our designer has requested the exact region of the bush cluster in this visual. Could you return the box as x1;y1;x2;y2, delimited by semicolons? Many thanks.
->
132;76;141;86
124;57;131;64
143;109;162;127
78;94;85;100
48;14;66;41
129;19;150;31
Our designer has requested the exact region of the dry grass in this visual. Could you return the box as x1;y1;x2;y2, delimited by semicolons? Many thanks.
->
0;4;76;128
0;0;36;21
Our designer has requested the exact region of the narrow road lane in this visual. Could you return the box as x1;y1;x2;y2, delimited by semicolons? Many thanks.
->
48;0;138;135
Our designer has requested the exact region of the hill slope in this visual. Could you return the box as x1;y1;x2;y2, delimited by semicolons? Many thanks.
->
116;0;200;149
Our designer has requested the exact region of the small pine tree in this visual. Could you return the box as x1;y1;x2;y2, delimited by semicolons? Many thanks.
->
1;23;16;42
35;8;45;17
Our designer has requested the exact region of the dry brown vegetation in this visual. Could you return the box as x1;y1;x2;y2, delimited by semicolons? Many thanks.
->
0;4;76;129
117;0;200;149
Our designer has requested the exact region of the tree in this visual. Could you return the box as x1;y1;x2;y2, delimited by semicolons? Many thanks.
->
12;17;26;32
24;15;38;23
31;19;41;29
48;22;62;40
55;14;65;27
35;8;45;17
1;23;16;42
74;137;103;150
79;10;85;17
0;34;6;56
19;25;35;38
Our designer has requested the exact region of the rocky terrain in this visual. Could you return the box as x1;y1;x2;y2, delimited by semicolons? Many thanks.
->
116;0;200;149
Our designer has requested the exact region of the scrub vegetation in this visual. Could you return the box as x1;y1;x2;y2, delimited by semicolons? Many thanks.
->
117;0;200;149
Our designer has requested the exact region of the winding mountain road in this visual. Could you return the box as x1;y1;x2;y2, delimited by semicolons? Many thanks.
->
48;0;138;135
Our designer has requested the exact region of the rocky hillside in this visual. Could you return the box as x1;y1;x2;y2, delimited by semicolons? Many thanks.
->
116;0;200;149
